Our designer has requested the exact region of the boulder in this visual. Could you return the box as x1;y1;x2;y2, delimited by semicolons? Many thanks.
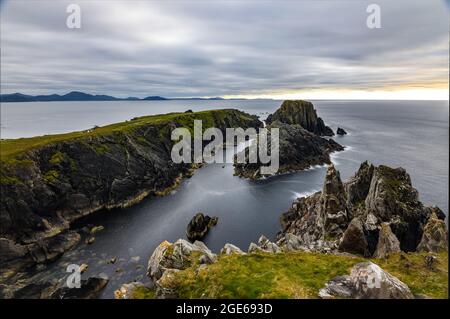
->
147;239;216;281
417;213;448;253
338;218;369;256
220;243;245;255
186;213;218;242
155;269;180;299
257;235;282;253
336;127;347;135
373;223;401;258
319;262;414;299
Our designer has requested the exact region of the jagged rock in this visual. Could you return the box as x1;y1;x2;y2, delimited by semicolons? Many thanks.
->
277;233;305;251
336;127;347;135
257;235;282;253
417;213;448;253
248;242;264;253
266;100;334;136
90;225;104;234
319;262;413;299
344;161;374;212
234;121;343;179
373;223;401;258
338;218;369;256
365;165;430;252
147;239;216;281
186;213;218;242
220;243;245;255
278;162;444;256
319;165;349;238
114;282;146;299
50;277;109;299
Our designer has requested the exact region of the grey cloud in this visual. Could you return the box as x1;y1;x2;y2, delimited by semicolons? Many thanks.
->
0;0;448;97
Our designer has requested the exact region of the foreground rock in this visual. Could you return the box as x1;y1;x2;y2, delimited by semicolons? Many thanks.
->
279;161;447;257
248;235;281;253
186;213;218;242
147;239;216;281
114;282;146;299
319;262;414;299
266;100;334;136
373;223;401;258
234;121;343;179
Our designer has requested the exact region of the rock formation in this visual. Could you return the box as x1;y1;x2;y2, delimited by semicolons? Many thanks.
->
417;212;448;253
279;161;447;257
266;100;334;136
234;121;343;179
319;262;414;299
336;127;347;135
147;239;217;281
373;223;401;258
186;213;218;242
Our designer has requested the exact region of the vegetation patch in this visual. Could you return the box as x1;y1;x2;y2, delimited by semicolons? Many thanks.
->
156;251;447;299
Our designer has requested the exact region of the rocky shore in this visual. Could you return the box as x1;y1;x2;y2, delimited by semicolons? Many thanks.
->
116;162;447;299
0;109;261;286
234;100;344;179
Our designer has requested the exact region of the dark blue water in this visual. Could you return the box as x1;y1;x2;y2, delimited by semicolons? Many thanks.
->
1;100;448;298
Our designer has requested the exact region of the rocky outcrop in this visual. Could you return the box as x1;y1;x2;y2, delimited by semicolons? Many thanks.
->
319;262;414;299
373;223;401;258
0;109;260;276
266;100;334;136
234;121;343;179
186;213;218;242
338;218;369;256
279;161;446;257
147;239;217;281
336;127;347;135
417;212;448;253
220;243;245;255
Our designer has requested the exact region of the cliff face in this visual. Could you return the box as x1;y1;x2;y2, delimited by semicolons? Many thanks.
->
0;110;261;270
279;162;447;255
266;100;334;136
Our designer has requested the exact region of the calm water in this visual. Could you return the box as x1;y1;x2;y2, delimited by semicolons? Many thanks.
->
1;100;448;298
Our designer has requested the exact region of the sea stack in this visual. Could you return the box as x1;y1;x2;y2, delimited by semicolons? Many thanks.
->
266;100;334;136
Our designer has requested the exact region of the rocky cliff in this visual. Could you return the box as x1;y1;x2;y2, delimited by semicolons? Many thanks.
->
0;109;261;274
266;100;334;136
279;162;447;256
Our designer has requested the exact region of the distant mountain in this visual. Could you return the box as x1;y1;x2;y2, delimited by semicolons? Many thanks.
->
0;91;249;102
0;91;122;102
143;96;167;100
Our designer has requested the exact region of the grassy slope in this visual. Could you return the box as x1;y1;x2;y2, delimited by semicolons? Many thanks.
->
142;251;448;299
0;109;255;161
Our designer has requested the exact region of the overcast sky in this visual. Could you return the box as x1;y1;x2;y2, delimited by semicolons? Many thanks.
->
0;0;448;99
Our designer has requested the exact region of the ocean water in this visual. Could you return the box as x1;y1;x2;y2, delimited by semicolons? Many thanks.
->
1;99;448;298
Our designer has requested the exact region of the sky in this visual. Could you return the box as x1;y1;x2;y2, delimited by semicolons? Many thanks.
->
0;0;448;100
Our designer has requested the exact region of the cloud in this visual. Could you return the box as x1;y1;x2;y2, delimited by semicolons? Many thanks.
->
0;0;448;98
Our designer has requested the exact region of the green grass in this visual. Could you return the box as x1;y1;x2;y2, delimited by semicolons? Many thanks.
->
0;109;256;162
154;251;447;299
132;286;156;299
